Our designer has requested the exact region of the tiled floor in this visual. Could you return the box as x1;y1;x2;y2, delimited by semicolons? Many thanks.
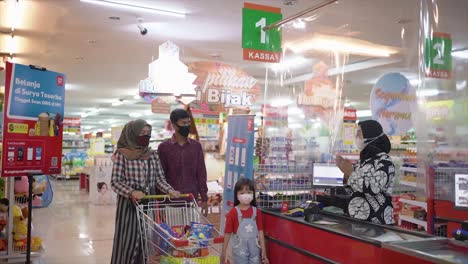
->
29;179;222;264
33;179;115;264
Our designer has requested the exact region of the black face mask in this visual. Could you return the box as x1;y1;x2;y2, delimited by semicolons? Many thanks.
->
136;135;151;147
177;125;191;138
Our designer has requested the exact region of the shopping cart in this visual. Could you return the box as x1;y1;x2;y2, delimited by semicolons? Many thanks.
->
135;194;224;264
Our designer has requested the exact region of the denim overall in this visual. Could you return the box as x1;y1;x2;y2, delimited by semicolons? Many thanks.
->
231;206;261;264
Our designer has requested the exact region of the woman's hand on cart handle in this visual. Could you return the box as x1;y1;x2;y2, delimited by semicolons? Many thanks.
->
131;190;145;202
168;190;181;199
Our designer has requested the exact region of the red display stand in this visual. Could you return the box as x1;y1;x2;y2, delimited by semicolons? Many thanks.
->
262;210;449;264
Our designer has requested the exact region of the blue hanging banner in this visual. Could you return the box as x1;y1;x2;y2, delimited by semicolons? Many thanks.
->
220;115;255;233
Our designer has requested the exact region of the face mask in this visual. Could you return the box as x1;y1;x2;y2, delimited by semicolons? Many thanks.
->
238;193;253;205
355;137;366;150
136;135;151;147
177;125;191;138
355;133;384;151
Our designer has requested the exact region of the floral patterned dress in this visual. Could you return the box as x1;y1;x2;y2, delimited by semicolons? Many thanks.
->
345;152;395;225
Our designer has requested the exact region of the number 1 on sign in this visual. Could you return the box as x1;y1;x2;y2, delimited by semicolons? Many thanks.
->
256;17;266;44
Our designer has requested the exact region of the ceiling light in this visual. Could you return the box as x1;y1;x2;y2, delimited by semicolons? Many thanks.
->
80;0;186;18
417;89;439;97
270;56;308;72
292;19;306;29
144;41;196;97
456;80;466;91
452;49;468;59
344;102;351;107
7;35;15;56
286;34;399;57
7;0;21;31
357;109;372;118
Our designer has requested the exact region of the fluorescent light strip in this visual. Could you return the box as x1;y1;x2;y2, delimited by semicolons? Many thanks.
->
286;34;399;57
452;49;468;59
80;0;186;17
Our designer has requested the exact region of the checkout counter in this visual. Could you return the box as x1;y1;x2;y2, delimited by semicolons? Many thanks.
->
262;208;468;264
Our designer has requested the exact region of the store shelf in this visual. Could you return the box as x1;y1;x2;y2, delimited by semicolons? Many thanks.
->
399;198;427;210
400;181;418;188
62;146;88;149
400;167;418;173
399;215;427;230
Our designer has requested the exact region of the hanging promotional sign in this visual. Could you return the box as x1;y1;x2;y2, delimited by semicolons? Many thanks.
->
343;108;357;146
425;32;452;79
188;61;261;112
298;61;340;132
220;115;255;233
242;3;282;63
370;72;416;136
2;62;65;177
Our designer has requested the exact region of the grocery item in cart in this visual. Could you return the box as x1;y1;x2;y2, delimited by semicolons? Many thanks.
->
189;222;214;247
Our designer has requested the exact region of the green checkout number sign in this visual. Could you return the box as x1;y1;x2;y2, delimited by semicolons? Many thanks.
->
425;32;452;79
242;3;282;63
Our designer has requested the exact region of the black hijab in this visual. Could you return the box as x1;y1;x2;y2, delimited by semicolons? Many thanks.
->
358;120;391;162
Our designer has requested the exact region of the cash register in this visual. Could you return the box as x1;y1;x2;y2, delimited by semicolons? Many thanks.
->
312;163;351;210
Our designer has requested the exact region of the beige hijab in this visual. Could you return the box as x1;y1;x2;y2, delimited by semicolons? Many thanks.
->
116;119;153;160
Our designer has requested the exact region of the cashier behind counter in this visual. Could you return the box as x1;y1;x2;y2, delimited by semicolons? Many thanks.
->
335;120;395;225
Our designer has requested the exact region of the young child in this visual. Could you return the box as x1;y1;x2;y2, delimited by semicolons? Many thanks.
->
221;178;269;264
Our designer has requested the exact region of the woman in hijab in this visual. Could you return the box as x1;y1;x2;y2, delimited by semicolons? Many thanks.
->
110;119;180;264
336;120;395;225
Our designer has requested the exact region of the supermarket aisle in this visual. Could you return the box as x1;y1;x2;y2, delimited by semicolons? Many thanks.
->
33;179;115;264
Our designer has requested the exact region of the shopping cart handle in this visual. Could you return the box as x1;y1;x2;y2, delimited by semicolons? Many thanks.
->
143;194;194;200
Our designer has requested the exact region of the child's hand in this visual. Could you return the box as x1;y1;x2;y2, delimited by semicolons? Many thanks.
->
262;255;270;264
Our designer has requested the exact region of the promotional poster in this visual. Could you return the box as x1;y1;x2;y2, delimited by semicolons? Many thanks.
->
1;62;65;177
220;115;255;233
370;72;416;136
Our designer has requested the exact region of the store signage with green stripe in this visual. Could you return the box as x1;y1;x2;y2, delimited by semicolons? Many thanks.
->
242;3;282;63
425;32;452;79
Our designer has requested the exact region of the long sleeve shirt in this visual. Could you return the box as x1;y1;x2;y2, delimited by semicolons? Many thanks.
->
111;151;174;198
345;152;395;224
158;136;208;201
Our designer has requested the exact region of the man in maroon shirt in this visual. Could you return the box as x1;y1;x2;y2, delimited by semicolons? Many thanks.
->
158;109;209;216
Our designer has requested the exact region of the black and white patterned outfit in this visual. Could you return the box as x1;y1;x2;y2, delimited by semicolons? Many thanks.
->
345;152;395;225
110;151;174;264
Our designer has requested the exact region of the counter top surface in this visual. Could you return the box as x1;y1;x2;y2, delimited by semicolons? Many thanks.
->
263;209;468;264
262;209;431;246
384;238;468;264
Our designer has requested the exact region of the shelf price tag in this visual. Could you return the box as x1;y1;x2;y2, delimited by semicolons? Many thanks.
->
425;32;452;79
242;3;282;63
